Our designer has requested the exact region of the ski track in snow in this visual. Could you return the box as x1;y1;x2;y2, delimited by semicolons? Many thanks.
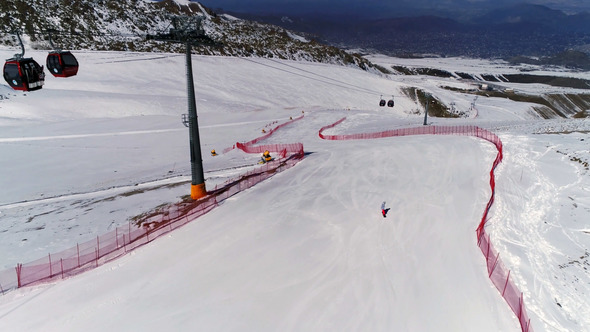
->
0;129;183;143
0;118;294;143
491;133;590;331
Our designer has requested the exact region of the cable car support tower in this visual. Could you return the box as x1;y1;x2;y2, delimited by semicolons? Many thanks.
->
148;16;215;200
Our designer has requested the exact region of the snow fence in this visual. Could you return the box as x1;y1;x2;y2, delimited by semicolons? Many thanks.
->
223;114;304;156
0;117;305;294
319;118;533;332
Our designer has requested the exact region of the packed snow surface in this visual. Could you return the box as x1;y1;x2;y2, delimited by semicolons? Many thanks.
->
0;50;589;331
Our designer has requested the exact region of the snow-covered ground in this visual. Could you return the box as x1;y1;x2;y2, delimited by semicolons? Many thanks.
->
0;49;589;331
368;54;590;80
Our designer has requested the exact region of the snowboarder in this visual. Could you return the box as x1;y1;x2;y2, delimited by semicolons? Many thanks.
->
381;201;390;218
211;149;217;156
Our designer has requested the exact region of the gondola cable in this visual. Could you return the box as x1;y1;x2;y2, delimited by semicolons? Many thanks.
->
240;57;394;99
271;58;398;107
2;26;397;102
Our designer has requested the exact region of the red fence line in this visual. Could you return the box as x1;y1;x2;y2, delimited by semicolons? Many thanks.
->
223;115;305;155
1;120;305;293
319;117;533;332
236;115;304;158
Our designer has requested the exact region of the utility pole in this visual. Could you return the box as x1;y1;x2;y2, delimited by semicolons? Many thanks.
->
147;16;216;200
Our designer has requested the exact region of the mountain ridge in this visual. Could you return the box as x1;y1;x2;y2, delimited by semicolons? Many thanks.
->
231;3;590;60
0;0;376;71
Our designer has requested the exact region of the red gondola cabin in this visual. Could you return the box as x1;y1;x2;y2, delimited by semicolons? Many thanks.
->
3;58;45;91
46;51;78;78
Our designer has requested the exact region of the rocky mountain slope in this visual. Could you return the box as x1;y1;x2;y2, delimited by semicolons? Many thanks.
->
0;0;375;71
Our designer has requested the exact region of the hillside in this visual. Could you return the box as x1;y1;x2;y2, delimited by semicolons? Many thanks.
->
0;0;374;70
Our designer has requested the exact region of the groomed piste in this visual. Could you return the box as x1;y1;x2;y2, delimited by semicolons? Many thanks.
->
2;115;532;331
319;117;532;332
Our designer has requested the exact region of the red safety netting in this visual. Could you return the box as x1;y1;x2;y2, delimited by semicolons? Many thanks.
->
1;117;305;293
223;115;304;156
319;117;533;332
12;197;218;288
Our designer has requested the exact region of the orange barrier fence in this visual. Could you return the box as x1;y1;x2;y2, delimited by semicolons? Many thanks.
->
0;117;305;293
319;118;533;332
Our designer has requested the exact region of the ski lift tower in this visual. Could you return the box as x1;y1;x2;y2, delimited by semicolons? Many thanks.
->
147;16;215;200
